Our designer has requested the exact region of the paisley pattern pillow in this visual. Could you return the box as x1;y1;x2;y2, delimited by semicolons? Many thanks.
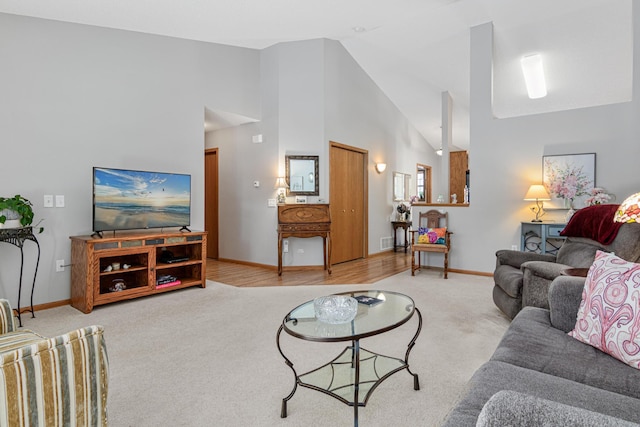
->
417;227;447;244
569;250;640;369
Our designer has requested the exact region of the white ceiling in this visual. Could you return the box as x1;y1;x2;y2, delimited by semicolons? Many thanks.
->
0;0;632;150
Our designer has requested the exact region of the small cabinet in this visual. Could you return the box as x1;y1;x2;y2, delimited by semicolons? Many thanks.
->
71;231;207;313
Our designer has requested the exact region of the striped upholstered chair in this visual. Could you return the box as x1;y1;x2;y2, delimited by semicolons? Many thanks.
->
0;299;108;426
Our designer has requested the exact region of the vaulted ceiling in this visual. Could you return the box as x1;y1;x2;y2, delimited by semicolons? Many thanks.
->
1;0;632;150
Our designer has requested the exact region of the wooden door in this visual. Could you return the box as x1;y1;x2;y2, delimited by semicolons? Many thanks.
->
449;151;468;203
204;149;219;259
330;142;367;264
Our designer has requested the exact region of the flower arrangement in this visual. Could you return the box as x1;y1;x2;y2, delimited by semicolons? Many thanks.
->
396;203;410;215
409;195;419;205
544;159;593;206
584;187;613;206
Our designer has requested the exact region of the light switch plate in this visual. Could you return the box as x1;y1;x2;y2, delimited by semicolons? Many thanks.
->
44;195;54;208
55;195;65;207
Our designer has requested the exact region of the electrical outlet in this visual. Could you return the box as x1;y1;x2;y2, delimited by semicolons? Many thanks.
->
267;198;277;207
297;248;304;254
56;259;65;272
511;245;519;251
283;240;289;253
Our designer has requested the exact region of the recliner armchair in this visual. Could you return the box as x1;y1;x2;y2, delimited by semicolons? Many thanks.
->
493;221;640;320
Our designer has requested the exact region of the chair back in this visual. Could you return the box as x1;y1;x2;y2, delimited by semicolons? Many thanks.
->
419;210;448;229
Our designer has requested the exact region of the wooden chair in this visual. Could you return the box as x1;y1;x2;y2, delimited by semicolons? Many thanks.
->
410;210;452;278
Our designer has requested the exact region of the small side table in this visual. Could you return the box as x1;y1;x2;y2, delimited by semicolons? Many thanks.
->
392;221;412;253
0;227;40;327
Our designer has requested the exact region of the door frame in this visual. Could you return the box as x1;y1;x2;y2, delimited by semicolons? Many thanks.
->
204;148;219;259
329;141;369;259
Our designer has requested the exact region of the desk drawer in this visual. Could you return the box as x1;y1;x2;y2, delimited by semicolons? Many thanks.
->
279;224;330;232
547;225;565;237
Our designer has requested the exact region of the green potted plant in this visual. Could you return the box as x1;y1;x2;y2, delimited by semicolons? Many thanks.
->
0;195;43;232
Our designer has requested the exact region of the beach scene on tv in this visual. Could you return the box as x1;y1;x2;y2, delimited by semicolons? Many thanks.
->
94;168;191;231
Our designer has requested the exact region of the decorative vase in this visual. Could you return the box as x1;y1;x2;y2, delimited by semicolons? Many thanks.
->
565;207;575;222
564;198;575;222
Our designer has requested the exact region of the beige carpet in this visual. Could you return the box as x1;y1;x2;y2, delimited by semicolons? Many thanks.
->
25;269;509;426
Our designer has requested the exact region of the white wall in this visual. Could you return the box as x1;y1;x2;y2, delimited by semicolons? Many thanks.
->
0;13;260;306
446;10;640;273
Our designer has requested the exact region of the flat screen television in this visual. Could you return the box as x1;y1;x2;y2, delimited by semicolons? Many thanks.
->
93;167;191;233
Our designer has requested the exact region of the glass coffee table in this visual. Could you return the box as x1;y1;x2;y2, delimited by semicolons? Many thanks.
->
276;290;422;426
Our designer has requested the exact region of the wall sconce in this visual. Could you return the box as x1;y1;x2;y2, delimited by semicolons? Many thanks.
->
614;192;640;223
435;148;443;156
521;54;547;99
274;177;289;204
375;163;387;173
524;184;551;222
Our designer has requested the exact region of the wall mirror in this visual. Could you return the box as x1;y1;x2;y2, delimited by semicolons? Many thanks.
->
393;172;412;201
286;155;319;196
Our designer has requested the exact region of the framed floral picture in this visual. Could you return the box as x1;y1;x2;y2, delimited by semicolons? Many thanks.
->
543;153;596;209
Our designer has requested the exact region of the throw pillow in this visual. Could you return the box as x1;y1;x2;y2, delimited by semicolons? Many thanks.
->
569;250;640;369
417;227;446;244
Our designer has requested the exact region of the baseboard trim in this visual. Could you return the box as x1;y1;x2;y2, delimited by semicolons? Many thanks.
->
17;299;71;314
216;258;277;270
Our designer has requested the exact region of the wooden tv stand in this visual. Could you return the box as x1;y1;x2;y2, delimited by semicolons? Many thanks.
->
70;230;207;313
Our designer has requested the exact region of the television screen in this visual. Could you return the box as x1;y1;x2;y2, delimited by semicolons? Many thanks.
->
93;167;191;232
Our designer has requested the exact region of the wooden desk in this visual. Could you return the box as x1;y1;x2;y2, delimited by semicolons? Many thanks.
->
391;221;412;253
278;204;331;276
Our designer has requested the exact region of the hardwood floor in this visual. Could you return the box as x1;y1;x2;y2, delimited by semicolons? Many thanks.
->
206;250;412;287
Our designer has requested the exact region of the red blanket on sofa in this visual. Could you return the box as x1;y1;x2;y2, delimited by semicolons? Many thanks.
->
560;204;622;245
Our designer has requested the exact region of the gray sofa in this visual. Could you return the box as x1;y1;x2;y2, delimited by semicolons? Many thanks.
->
493;222;640;319
442;275;640;426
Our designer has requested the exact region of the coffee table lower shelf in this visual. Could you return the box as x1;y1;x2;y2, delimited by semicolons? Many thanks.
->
298;346;410;406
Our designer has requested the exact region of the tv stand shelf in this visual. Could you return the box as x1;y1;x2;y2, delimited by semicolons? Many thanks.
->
70;230;207;313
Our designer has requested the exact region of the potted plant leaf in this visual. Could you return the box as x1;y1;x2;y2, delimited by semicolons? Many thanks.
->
0;195;44;233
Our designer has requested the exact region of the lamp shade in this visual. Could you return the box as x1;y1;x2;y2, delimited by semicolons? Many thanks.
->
524;184;551;201
274;177;289;189
614;192;640;223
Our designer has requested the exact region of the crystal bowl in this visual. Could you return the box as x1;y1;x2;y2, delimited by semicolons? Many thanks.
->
314;295;358;324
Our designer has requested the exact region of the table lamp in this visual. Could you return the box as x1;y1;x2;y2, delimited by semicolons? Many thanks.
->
524;184;551;222
614;192;640;223
274;177;289;204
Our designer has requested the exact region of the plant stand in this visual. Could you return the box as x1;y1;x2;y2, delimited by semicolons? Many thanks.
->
0;227;40;327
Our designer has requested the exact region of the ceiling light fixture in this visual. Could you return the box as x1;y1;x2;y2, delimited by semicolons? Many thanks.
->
521;54;547;99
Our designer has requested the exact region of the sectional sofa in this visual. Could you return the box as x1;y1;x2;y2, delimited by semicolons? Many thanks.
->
443;272;640;426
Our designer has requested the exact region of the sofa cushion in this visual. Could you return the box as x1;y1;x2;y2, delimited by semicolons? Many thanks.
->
0;330;46;354
569;250;640;369
490;307;640;399
442;360;640;427
556;237;604;268
477;390;640;427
